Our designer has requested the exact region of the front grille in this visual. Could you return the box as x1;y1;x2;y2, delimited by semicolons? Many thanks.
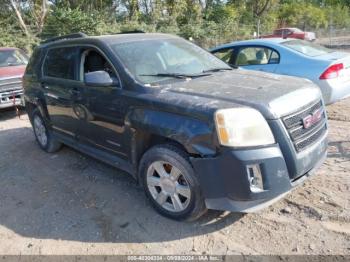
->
282;100;327;152
0;89;23;103
0;77;23;92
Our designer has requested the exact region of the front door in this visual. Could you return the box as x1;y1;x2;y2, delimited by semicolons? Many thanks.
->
41;47;81;139
75;47;129;159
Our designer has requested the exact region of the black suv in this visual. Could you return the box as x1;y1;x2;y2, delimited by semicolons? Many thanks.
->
23;33;328;220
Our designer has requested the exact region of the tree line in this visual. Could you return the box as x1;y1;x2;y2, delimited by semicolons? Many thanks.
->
1;0;350;51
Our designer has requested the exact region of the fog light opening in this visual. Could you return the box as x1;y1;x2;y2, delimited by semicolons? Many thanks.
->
247;164;264;192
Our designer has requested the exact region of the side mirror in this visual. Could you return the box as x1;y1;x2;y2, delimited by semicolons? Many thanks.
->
84;71;113;87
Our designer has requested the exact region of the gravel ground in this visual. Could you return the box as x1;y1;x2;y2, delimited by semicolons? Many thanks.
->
0;98;349;255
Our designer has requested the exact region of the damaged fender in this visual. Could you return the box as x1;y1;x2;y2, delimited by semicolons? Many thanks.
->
126;107;217;156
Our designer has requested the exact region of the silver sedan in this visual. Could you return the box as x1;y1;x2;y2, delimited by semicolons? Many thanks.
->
210;38;350;105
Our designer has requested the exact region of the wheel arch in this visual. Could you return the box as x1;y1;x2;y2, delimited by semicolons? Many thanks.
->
126;108;218;180
25;97;50;124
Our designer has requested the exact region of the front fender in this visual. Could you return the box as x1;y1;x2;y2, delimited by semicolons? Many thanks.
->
127;108;217;156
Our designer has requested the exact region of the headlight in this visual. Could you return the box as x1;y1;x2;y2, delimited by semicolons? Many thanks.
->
215;108;275;147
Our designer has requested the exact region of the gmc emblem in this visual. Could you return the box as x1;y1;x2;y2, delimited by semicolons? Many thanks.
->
302;109;323;129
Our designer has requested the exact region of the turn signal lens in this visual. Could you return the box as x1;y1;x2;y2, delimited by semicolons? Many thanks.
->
218;127;229;144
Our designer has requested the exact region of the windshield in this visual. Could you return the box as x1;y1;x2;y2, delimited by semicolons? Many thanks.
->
111;38;231;84
282;40;334;57
291;28;303;33
0;49;28;67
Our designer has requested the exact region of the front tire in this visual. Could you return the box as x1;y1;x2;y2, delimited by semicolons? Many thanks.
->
139;144;207;221
32;109;62;153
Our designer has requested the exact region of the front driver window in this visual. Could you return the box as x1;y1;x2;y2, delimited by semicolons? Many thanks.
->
283;29;291;36
235;47;279;66
81;49;119;85
274;30;282;36
212;48;233;64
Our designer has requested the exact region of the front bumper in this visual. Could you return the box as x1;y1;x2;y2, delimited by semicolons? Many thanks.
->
191;137;327;212
0;89;24;109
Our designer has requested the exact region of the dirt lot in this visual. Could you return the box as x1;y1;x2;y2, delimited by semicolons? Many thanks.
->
0;99;349;256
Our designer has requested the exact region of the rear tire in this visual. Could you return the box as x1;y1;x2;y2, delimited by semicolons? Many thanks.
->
139;144;207;221
31;109;62;153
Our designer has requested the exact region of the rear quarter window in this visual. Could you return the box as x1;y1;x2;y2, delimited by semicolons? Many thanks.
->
43;47;77;79
26;48;42;75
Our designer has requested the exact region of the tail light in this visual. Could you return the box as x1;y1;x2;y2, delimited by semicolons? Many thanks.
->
319;63;344;80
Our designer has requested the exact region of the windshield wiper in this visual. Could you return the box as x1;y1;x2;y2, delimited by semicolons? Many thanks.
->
202;67;235;73
140;72;211;79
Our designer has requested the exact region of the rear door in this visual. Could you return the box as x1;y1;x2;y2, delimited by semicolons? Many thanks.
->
233;46;280;73
41;46;81;140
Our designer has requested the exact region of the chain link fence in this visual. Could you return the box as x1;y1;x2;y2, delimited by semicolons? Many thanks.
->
196;25;350;50
315;28;350;49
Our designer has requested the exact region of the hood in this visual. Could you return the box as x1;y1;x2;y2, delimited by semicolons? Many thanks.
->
159;69;321;119
0;65;26;79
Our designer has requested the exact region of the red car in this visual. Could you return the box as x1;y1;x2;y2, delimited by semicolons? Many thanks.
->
261;28;316;41
0;47;28;109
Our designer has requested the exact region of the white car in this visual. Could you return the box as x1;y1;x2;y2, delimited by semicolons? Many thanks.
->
210;38;350;104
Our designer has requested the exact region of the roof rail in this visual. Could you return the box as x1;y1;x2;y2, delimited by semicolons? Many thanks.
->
117;30;145;34
41;32;87;44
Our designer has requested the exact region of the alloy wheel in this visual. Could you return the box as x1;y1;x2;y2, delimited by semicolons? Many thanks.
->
33;115;48;147
146;161;191;212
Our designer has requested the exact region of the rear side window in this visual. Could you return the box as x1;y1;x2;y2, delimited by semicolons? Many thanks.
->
43;47;77;79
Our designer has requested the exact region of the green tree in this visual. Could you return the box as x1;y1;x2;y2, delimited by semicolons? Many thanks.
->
41;6;101;38
1;0;350;52
278;2;328;29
